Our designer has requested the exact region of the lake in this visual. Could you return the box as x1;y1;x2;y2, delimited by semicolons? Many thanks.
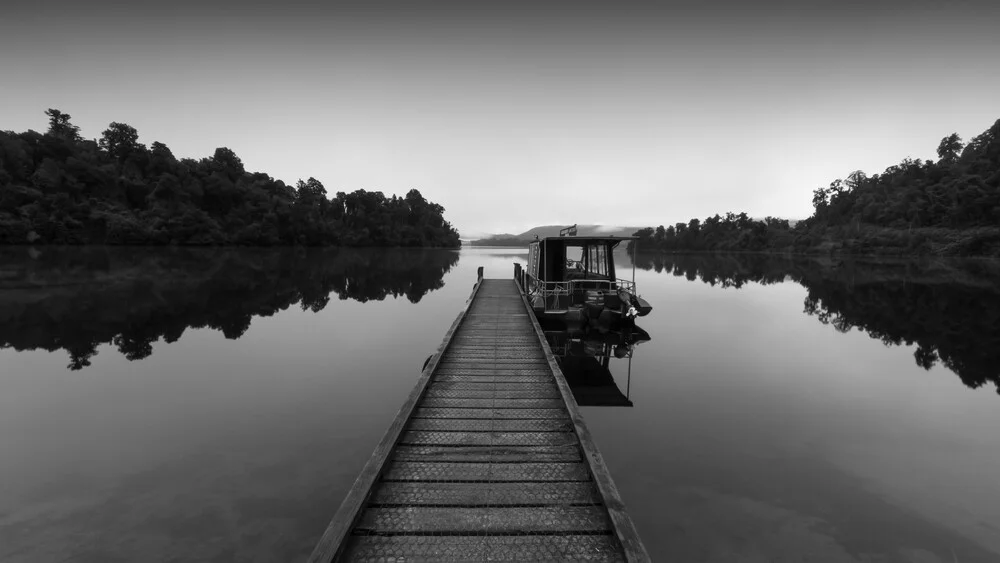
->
1;246;999;562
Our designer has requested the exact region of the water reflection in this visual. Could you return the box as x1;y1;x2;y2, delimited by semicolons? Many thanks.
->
0;246;459;370
544;325;650;406
633;253;1000;394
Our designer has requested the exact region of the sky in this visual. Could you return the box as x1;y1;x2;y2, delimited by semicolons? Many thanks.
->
2;0;999;238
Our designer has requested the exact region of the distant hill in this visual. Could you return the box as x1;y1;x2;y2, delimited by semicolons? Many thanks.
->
469;224;643;246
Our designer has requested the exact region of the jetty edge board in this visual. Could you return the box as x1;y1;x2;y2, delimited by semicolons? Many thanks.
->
307;269;650;562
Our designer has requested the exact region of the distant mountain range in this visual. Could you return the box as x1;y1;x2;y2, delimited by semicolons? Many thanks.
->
465;220;806;246
467;224;642;246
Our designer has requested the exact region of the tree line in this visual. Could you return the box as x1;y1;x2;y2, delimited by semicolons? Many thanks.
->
0;110;461;246
630;117;1000;256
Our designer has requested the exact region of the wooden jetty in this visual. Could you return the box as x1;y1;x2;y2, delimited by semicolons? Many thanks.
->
308;269;649;562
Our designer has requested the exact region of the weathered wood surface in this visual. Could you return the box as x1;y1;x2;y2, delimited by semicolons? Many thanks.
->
308;278;649;562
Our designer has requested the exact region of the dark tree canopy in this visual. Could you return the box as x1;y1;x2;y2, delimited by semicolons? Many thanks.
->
0;110;461;247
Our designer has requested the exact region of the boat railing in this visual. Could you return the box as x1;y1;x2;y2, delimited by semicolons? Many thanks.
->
533;279;573;312
520;274;636;312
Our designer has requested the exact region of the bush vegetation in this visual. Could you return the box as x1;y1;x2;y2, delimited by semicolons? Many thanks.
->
631;117;1000;256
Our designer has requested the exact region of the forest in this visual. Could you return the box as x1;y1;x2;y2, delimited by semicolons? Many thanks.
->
631;117;1000;256
0;110;461;247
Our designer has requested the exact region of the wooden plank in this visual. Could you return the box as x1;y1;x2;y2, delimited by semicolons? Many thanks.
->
341;535;625;562
356;505;612;533
306;276;485;563
419;397;566;409
406;418;571;432
513;280;652;562
397;430;578;447
412;407;568;419
392;444;582;463
370;481;601;506
423;388;561;399
382;461;590;482
426;381;558;390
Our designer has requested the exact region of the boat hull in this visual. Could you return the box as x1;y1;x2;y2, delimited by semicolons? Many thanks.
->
532;304;637;332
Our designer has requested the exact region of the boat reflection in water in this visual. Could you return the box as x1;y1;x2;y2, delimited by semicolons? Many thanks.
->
543;324;650;407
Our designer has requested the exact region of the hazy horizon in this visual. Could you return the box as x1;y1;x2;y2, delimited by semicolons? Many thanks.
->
3;0;998;238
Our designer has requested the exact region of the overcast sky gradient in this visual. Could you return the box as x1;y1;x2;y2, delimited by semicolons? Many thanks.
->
2;0;998;237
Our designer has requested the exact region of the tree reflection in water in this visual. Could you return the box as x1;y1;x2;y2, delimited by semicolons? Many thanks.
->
0;246;459;370
634;253;1000;394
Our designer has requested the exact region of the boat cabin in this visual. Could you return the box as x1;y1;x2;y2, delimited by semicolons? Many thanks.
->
523;234;637;317
527;236;628;285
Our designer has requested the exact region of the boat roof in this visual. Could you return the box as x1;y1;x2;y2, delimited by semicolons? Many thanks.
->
531;235;637;244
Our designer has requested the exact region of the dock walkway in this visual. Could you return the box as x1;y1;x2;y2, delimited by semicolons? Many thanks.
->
308;276;648;562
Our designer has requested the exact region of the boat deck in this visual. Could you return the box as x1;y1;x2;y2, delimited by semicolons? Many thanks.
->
308;276;648;562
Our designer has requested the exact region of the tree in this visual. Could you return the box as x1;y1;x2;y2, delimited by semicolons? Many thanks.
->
147;141;177;176
44;109;81;141
937;133;963;163
826;179;846;198
812;186;829;212
99;122;143;162
846;170;867;191
211;147;244;178
688;218;701;235
296;177;328;205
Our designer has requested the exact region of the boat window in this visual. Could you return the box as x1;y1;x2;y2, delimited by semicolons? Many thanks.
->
566;245;585;273
588;244;608;277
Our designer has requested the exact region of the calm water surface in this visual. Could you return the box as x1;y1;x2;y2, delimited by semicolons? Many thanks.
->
1;247;998;562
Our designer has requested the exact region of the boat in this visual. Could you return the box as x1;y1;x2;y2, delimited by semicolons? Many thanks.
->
514;224;652;329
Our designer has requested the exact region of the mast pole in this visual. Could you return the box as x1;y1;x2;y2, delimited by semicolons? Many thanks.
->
626;354;632;399
632;240;637;286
